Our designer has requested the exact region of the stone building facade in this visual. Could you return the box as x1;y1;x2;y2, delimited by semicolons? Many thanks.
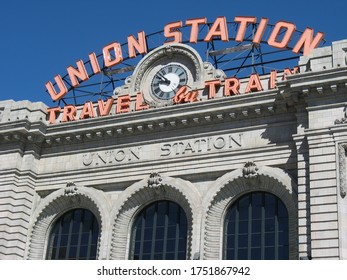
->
1;40;347;260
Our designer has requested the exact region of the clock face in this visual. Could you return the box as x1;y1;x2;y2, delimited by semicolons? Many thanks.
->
151;64;188;100
132;44;202;107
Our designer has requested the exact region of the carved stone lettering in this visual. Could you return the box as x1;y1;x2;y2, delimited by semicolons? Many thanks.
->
83;147;142;167
160;134;242;157
81;134;242;168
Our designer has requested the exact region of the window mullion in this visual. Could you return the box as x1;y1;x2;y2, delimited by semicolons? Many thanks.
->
235;205;239;260
261;193;265;260
76;210;84;259
139;213;145;259
151;204;158;260
66;212;74;259
163;202;169;259
54;221;63;259
248;195;252;260
174;205;180;259
86;217;93;260
275;200;279;259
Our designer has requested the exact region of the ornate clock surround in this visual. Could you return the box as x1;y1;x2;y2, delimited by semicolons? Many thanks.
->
131;43;205;107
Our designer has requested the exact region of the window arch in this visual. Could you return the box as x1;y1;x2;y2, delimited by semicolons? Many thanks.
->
130;200;188;260
46;208;99;260
224;192;289;260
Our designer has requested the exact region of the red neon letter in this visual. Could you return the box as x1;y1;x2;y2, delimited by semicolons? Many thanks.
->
62;105;77;122
116;95;131;114
173;86;188;104
268;21;296;49
234;16;256;42
47;106;61;124
103;42;123;67
89;52;101;74
67;59;89;88
45;75;68;101
204;16;229;42
128;31;147;58
292;28;325;56
269;70;277;89
205;79;221;99
186;91;199;102
224;77;240;96
282;67;300;80
164;21;183;44
98;97;114;116
245;73;263;93
186;17;207;44
253;18;269;44
79;101;96;119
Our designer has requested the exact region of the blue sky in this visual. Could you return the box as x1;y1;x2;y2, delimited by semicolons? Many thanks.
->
0;0;346;106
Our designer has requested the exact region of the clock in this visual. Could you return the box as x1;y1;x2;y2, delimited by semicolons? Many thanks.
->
130;44;204;107
151;64;188;100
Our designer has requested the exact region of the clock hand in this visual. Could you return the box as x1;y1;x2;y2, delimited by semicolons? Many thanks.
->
157;73;171;84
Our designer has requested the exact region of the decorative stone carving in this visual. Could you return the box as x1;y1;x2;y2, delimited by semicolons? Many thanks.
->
343;47;347;66
0;107;4;122
338;144;347;198
335;118;347;125
193;252;200;260
64;181;78;196
147;172;164;195
335;107;347;124
147;172;162;189
242;161;259;179
164;44;174;58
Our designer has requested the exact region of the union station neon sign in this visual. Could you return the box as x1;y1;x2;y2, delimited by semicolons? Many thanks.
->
46;16;324;124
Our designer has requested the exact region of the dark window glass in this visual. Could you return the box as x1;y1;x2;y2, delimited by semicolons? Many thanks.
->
130;200;188;260
46;208;99;260
224;192;289;260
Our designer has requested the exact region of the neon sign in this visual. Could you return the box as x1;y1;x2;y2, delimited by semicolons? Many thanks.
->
45;16;324;124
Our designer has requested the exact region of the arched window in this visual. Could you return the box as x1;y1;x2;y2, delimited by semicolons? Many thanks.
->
130;200;188;260
46;208;99;260
224;192;289;260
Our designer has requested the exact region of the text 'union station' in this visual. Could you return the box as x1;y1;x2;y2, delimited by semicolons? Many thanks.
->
45;16;324;103
2;15;347;261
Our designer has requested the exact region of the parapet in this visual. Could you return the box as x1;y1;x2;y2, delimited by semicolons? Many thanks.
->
299;39;347;72
0;99;48;123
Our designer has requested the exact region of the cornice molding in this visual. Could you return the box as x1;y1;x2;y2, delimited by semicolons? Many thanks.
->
278;67;347;105
282;66;347;86
40;91;281;146
0;92;283;148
